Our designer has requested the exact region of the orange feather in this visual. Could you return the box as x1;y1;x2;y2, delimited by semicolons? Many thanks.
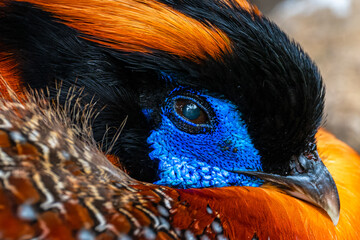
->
0;49;24;99
222;0;261;15
15;0;236;62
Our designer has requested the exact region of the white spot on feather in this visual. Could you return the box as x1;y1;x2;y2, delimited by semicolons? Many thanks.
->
77;229;95;240
18;204;37;221
0;150;15;166
0;117;12;129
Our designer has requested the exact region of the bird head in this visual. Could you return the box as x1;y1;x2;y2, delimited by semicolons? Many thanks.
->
0;0;340;225
119;3;339;226
97;3;339;224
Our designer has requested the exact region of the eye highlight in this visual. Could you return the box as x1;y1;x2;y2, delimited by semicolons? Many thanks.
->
175;99;209;124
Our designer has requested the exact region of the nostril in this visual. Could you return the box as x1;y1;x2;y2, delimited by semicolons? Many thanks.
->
304;149;320;162
304;143;320;161
289;155;306;174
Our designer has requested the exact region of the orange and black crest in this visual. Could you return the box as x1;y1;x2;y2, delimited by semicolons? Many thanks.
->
5;0;261;62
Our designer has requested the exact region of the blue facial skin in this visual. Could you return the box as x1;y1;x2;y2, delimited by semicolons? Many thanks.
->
147;89;263;189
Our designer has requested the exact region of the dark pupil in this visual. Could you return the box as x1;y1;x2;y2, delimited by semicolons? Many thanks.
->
182;103;201;120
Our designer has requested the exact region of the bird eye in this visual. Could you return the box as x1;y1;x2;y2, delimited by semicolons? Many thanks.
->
174;99;208;124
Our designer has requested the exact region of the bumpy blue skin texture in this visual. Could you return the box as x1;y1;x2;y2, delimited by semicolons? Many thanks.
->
147;90;263;189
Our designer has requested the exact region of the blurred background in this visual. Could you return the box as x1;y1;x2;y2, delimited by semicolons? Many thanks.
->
249;0;360;152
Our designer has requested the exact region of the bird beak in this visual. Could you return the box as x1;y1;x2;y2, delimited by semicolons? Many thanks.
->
231;150;340;225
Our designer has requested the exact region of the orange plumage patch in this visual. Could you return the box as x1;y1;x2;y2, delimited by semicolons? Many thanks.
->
106;154;128;173
16;0;238;62
223;0;261;15
0;50;24;99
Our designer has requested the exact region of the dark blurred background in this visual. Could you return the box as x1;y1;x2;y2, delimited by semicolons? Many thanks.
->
250;0;360;152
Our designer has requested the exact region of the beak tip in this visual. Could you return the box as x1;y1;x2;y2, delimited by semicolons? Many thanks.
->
326;199;340;226
331;214;340;226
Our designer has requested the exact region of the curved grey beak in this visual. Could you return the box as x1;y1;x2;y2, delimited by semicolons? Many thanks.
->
231;151;340;225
